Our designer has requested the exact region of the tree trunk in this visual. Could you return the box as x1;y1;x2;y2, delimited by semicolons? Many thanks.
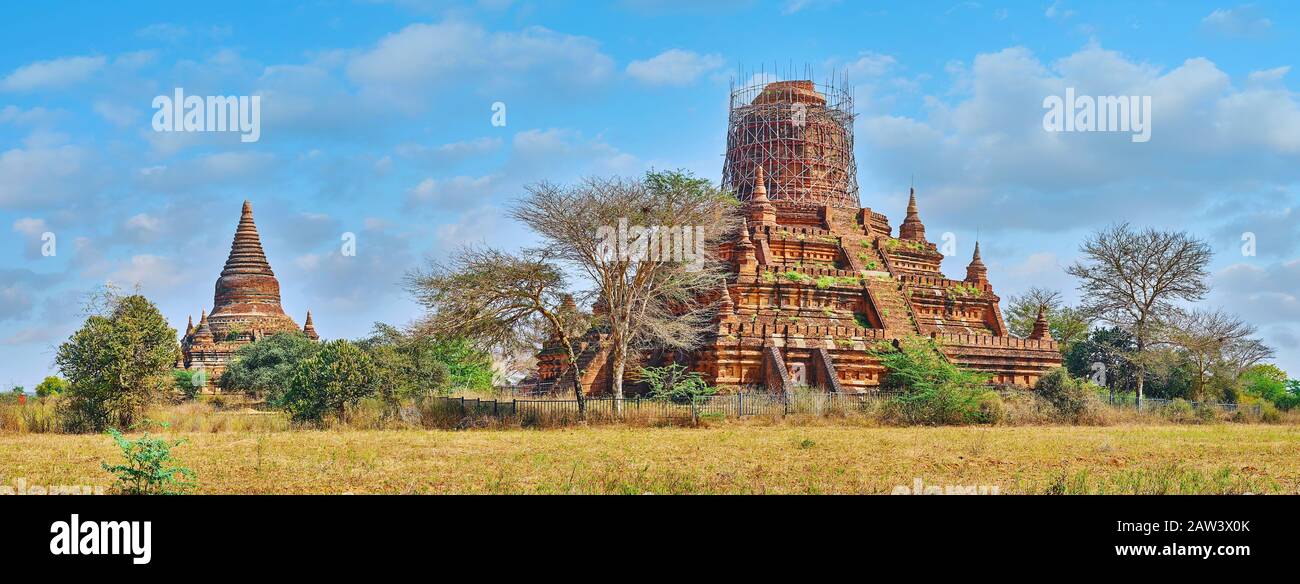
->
571;373;585;419
611;347;626;415
1135;337;1145;409
565;347;585;419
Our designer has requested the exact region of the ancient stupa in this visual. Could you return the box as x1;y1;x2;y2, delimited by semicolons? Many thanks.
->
180;201;318;386
528;78;1061;395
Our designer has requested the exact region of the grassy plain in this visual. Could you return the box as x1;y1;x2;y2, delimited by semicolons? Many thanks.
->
3;422;1298;494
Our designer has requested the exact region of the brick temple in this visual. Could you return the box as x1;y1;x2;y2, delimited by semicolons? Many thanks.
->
179;201;318;385
530;79;1061;395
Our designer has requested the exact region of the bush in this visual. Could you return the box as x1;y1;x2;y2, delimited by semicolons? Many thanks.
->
875;337;992;425
1259;402;1281;423
1034;368;1092;422
279;340;378;424
55;293;179;433
976;391;1004;424
102;422;196;495
1165;399;1194;422
639;363;717;425
218;332;321;402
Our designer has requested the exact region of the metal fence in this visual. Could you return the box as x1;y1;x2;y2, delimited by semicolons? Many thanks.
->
1102;394;1262;416
435;391;1269;426
433;392;896;423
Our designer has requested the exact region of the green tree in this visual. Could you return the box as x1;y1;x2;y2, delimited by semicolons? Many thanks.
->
218;332;321;403
1004;287;1091;352
427;337;494;392
1241;364;1291;408
171;370;201;400
279;340;378;423
874;337;993;425
55;292;179;432
34;376;69;399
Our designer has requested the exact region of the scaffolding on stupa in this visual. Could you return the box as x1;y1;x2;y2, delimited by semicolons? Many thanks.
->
722;65;859;208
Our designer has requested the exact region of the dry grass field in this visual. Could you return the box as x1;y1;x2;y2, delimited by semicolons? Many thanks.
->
3;422;1299;494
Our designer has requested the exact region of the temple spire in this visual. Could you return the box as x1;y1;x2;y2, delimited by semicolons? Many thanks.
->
185;315;194;336
302;310;319;340
748;166;776;226
965;240;987;283
752;165;769;202
899;186;927;241
222;200;274;277
1028;305;1053;341
211;199;287;316
193;309;214;343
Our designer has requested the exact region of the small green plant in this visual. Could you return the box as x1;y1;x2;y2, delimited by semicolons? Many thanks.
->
815;276;835;289
783;270;807;283
102;421;196;495
946;283;983;299
863;260;879;270
853;312;872;328
639;364;717;425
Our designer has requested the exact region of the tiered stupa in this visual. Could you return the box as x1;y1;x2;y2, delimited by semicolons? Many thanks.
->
529;79;1061;395
180;201;318;387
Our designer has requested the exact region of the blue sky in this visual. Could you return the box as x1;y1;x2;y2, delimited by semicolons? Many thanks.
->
2;0;1299;390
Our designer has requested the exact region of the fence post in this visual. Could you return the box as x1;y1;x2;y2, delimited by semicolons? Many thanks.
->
493;399;499;416
460;396;465;416
738;393;744;417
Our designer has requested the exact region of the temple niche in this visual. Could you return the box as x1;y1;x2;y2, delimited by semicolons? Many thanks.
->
179;201;319;389
528;78;1061;395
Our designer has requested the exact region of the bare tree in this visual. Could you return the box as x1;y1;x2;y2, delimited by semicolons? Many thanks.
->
1066;223;1212;405
511;171;740;406
404;246;592;413
1162;308;1272;400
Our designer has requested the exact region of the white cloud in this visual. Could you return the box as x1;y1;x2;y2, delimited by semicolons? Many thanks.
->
107;254;188;291
92;101;139;127
136;23;190;42
0;55;106;92
626;49;725;86
1202;5;1273;38
406;175;497;211
0;143;95;209
842;52;898;80
347;21;614;109
855;44;1300;231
